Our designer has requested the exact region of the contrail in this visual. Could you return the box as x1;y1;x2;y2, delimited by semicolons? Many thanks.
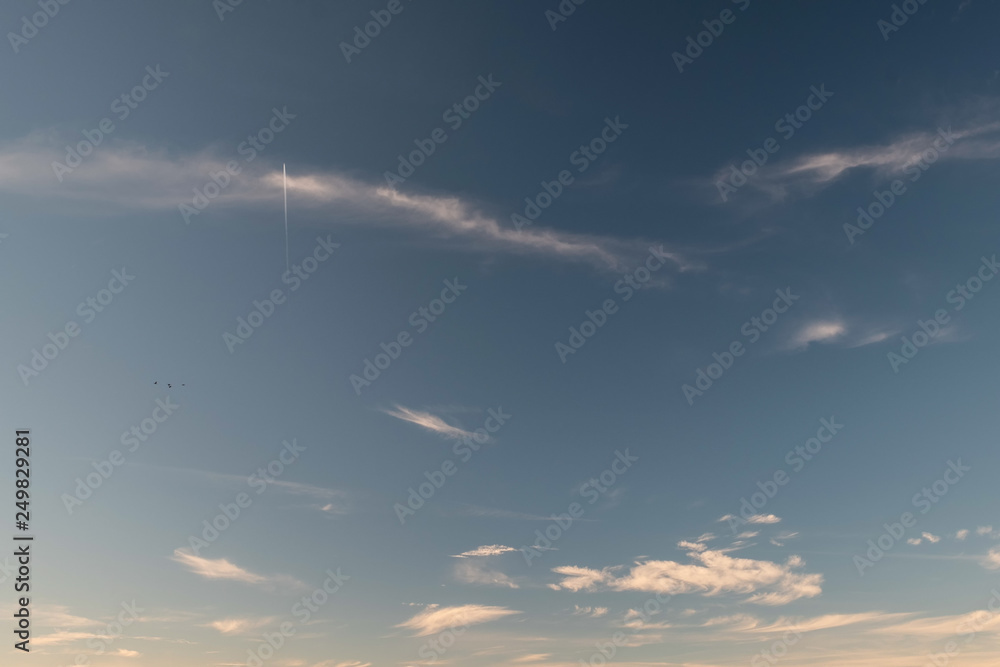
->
283;163;289;272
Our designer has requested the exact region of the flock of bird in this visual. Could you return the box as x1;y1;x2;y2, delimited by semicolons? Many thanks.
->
153;382;184;388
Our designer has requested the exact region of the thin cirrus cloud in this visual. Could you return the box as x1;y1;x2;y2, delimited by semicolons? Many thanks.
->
169;549;305;590
451;544;519;558
382;405;476;440
714;114;1000;202
453;559;520;589
718;513;782;525
550;541;823;606
395;604;521;636
204;617;278;635
0;132;695;274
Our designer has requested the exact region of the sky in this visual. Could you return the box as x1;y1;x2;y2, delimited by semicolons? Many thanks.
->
2;0;1000;665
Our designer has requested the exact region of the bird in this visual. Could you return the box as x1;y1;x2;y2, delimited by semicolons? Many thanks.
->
153;381;157;384
167;384;172;388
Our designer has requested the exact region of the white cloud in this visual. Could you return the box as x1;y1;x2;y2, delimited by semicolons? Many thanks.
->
716;117;1000;203
453;560;519;588
770;531;799;547
572;605;608;618
551;543;822;606
170;549;305;590
788;321;846;349
396;604;520;636
956;529;970;540
452;545;518;558
205;617;277;635
982;547;1000;570
0;133;693;275
382;405;476;440
718;513;781;525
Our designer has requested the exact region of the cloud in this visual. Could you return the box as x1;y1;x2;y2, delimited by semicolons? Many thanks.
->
704;611;916;635
572;605;609;618
111;649;141;657
396;604;521;636
382;405;475;440
0;132;693;274
788;321;846;349
137;463;349;513
205;617;278;635
871;609;1000;638
453;560;519;588
550;566;617;592
717;117;1000;202
170;549;305;590
956;529;970;540
551;543;822;605
982;547;1000;570
977;526;995;537
719;513;782;525
770;531;799;547
451;545;518;558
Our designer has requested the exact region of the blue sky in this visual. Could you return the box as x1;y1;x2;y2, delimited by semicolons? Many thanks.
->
2;0;1000;665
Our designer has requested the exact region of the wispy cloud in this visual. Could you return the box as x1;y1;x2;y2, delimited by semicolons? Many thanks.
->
453;559;520;589
170;549;305;590
451;545;518;558
396;604;521;636
719;513;782;525
382;405;475;440
205;617;278;635
572;605;609;618
788;321;846;349
714;116;1000;202
0;133;694;274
